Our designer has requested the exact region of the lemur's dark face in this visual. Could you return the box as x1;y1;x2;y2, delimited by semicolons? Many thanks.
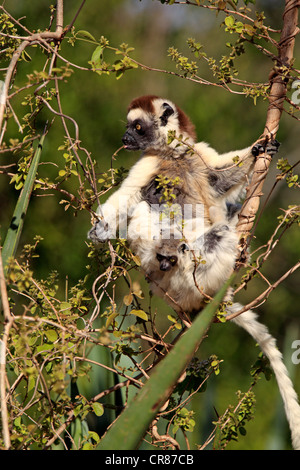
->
156;253;178;272
122;101;176;152
122;117;156;151
156;242;190;272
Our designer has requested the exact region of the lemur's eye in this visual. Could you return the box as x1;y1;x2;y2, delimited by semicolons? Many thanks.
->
135;123;142;131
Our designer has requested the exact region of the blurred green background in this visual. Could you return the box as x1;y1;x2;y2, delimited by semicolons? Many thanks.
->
0;0;299;449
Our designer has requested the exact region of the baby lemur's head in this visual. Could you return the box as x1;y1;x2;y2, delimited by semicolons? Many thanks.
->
155;238;190;272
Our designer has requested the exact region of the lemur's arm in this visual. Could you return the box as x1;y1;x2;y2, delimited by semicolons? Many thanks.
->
195;140;279;203
88;156;158;242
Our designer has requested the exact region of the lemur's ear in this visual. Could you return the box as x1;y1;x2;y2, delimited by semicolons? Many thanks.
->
160;102;175;126
178;243;189;254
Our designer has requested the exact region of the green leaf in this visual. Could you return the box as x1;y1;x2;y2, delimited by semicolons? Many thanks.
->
91;45;103;64
167;314;177;323
105;312;118;328
44;329;58;342
132;255;141;266
115;70;124;80
130;309;148;321
82;442;93;450
76;30;97;42
36;343;54;353
1;130;46;269
96;276;233;450
123;293;133;306
225;16;235;27
92;402;104;417
21;49;32;62
60;301;72;314
88;431;100;444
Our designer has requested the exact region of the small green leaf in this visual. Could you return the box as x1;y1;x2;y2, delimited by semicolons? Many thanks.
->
123;294;133;306
88;431;100;444
60;301;72;313
92;402;104;417
45;329;58;342
76;30;97;42
130;309;148;321
36;343;54;353
115;70;124;80
97;277;233;450
225;16;235;27
105;312;118;328
21;49;32;62
167;314;177;323
91;45;103;64
132;255;141;266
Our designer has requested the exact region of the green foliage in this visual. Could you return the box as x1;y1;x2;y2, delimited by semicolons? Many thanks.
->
0;13;21;60
213;389;256;448
72;31;139;80
168;46;199;78
155;174;182;206
277;158;299;189
172;407;196;435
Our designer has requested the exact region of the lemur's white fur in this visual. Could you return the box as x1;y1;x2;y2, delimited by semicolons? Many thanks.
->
89;96;300;449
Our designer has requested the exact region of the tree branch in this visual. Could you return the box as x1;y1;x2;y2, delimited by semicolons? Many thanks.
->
0;248;14;450
0;0;64;134
235;0;300;259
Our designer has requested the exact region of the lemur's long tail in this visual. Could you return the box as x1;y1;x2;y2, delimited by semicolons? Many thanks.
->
228;304;300;450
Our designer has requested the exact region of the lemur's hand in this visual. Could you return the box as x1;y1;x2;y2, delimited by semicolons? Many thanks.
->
252;138;280;159
87;220;114;243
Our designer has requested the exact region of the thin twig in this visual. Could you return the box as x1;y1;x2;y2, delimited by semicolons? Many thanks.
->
226;261;300;321
0;0;64;134
0;248;14;450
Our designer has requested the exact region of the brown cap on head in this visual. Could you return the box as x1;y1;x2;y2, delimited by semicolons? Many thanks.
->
127;95;158;114
127;95;196;141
